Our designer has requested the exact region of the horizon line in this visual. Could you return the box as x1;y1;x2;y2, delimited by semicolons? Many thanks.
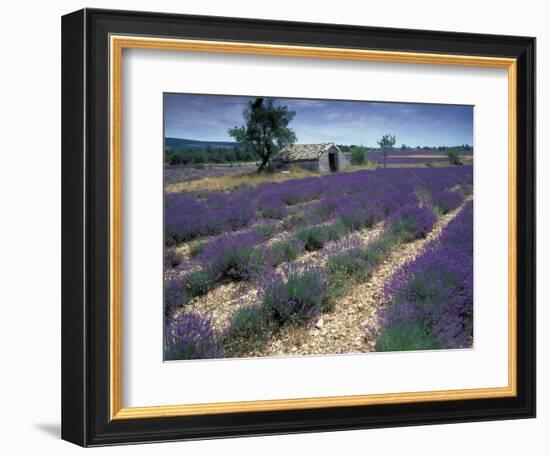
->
165;136;473;148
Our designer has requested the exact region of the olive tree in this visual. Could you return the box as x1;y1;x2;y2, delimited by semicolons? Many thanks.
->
377;133;397;168
228;98;297;173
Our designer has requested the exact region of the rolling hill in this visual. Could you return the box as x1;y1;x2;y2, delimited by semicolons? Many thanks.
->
165;138;238;149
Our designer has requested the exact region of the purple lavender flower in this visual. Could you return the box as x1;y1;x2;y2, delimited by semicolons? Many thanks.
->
164;279;191;316
261;266;328;325
164;191;255;243
335;197;384;231
165;313;223;360
260;198;287;219
309;194;355;221
386;203;437;241
198;231;266;281
165;165;472;246
431;190;464;214
263;238;304;267
164;164;256;185
375;201;473;350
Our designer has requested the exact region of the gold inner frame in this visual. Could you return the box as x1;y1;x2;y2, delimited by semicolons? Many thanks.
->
109;35;518;420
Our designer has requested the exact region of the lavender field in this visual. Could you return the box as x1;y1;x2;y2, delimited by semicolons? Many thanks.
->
367;147;473;166
165;163;257;186
164;165;474;360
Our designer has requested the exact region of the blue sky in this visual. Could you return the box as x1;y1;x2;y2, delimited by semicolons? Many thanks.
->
164;93;473;147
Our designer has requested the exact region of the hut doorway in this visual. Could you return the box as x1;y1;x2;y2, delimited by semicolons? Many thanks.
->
328;151;337;172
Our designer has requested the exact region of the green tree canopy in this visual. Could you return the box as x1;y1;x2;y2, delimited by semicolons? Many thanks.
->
445;147;463;166
377;133;397;168
228;98;297;173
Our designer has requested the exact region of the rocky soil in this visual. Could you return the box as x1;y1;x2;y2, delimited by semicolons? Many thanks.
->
252;198;471;357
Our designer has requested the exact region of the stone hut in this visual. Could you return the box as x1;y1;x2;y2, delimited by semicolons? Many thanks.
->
272;143;349;173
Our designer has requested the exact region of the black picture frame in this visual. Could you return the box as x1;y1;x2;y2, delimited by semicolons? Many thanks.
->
62;8;536;447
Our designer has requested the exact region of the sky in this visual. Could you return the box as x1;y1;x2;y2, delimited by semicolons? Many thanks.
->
164;93;473;147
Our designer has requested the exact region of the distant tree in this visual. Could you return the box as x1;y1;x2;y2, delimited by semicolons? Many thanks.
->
445;147;463;165
377;133;396;168
350;146;365;165
193;152;205;164
401;144;408;150
337;144;351;152
169;154;181;165
228;98;297;173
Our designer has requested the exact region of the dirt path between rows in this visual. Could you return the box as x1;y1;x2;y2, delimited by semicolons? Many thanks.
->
176;222;386;333
251;198;472;358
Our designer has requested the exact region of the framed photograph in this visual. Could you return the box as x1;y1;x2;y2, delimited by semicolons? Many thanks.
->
61;8;536;447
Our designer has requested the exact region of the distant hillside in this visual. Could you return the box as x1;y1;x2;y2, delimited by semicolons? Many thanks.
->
165;137;258;165
165;137;238;149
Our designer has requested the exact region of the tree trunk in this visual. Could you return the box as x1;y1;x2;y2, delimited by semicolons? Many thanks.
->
257;157;269;173
257;144;271;173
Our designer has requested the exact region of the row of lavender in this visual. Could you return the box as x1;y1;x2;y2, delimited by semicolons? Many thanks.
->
165;166;473;245
367;148;473;165
165;163;256;185
368;147;474;158
370;156;451;165
165;185;470;359
370;201;474;351
164;168;472;317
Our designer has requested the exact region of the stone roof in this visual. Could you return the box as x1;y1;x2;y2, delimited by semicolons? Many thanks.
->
274;143;337;162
